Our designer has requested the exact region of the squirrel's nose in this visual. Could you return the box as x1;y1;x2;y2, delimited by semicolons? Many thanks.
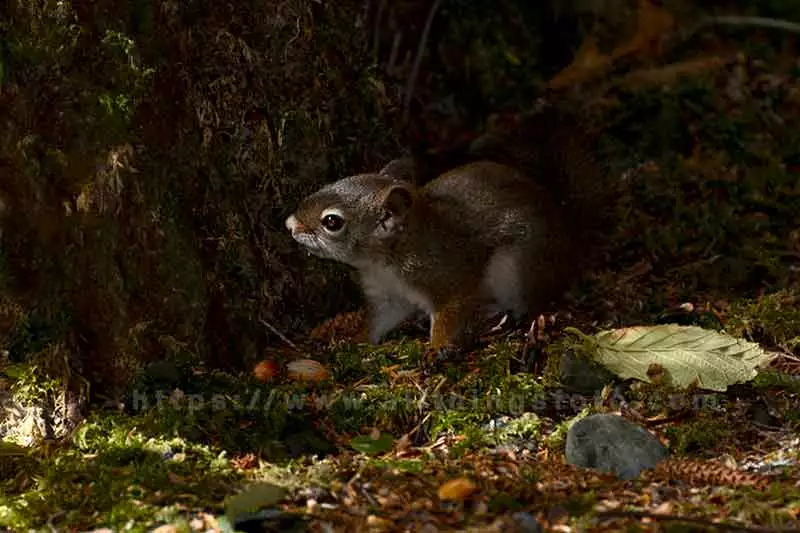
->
285;214;303;234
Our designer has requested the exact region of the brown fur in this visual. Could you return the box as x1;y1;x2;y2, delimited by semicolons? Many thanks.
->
286;160;583;348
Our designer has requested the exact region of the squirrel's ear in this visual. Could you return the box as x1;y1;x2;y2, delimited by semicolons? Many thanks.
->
380;184;415;218
379;157;416;182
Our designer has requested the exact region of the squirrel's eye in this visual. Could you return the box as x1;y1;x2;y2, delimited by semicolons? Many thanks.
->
321;213;345;232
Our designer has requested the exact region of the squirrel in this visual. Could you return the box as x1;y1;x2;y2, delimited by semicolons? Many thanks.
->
285;105;615;351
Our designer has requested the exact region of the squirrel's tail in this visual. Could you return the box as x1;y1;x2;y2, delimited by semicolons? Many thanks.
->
468;102;621;242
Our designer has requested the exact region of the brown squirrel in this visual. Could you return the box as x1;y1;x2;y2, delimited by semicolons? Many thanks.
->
285;106;614;351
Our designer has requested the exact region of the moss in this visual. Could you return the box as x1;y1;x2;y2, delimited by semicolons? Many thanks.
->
366;458;424;473
327;385;420;435
1;0;401;399
725;289;800;350
664;417;732;455
328;339;424;383
753;370;800;395
320;338;551;452
0;414;244;532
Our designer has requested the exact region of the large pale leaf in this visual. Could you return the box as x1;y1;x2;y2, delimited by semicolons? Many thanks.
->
578;325;775;392
350;432;395;455
224;482;287;523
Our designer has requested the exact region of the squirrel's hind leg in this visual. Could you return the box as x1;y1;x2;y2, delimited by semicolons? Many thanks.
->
429;293;485;350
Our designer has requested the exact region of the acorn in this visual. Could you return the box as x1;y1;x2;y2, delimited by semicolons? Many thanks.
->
286;359;330;383
253;360;279;382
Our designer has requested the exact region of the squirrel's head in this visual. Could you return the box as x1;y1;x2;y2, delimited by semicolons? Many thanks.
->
286;172;417;267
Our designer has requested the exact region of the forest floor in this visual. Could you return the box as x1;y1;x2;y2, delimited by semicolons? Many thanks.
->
2;289;800;532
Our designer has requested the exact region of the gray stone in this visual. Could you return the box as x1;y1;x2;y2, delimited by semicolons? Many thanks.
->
511;512;542;533
565;413;667;480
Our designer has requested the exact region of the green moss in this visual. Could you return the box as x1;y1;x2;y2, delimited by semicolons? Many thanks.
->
430;409;490;444
366;458;424;473
544;407;595;453
4;359;63;404
664;417;731;455
726;289;800;350
326;383;416;435
0;414;243;532
329;339;424;383
753;370;800;395
324;339;548;444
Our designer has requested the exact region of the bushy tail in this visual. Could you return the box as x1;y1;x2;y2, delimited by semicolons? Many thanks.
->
468;103;621;242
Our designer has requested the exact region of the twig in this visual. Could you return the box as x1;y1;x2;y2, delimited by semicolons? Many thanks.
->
596;510;800;532
667;15;800;54
642;410;693;427
776;350;800;362
283;16;302;62
678;15;800;50
402;412;432;444
702;15;800;35
259;319;298;349
403;0;444;125
47;510;66;533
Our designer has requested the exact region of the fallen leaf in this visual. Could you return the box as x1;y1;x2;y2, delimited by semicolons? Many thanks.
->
366;514;392;530
253;360;279;382
548;37;613;90
576;325;776;391
438;477;478;501
351;432;395;455
287;359;330;382
224;482;287;523
619;56;728;89
612;0;675;60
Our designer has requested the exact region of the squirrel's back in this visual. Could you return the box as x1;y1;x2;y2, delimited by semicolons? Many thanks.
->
423;161;580;316
424;161;569;247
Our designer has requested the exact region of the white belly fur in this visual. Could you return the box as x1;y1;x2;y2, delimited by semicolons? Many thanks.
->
360;264;435;315
360;248;525;324
482;247;526;315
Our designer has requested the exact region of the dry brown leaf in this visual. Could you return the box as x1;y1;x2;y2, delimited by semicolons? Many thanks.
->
548;37;613;90
166;471;187;484
619;56;728;89
366;515;392;530
612;0;675;60
231;453;259;471
652;501;674;515
394;433;412;453
438;477;478;501
548;0;677;90
253;359;279;382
